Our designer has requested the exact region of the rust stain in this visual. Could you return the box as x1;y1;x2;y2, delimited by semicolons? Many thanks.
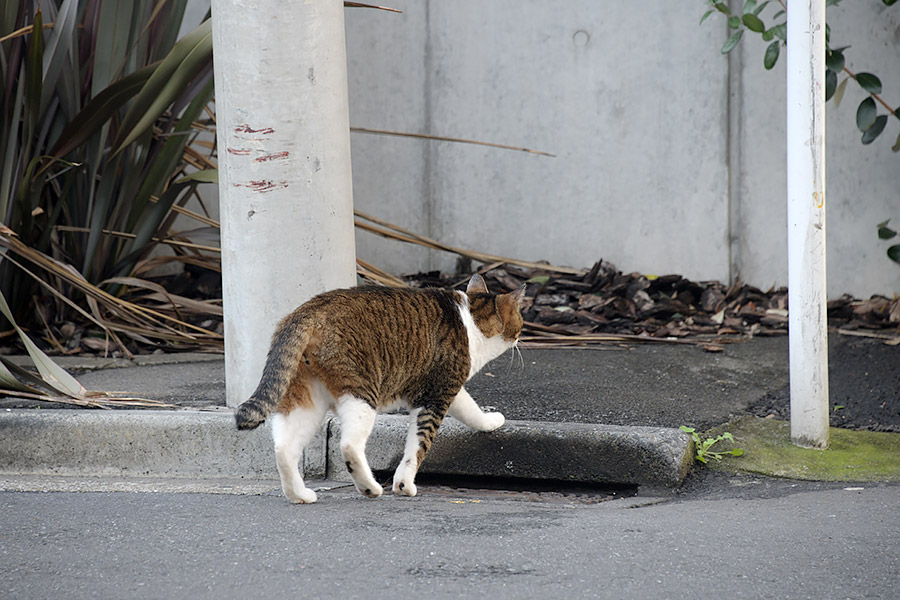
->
234;124;275;135
233;180;288;193
254;151;290;163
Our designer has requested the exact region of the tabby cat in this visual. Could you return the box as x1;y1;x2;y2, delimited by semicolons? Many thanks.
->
235;274;524;503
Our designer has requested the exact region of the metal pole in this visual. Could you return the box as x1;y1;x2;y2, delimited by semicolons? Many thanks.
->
786;0;829;448
211;1;357;408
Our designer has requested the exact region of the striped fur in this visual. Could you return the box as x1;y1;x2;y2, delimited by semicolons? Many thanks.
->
235;274;524;503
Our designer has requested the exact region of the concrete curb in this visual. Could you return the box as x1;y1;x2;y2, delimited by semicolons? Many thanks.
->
0;410;693;488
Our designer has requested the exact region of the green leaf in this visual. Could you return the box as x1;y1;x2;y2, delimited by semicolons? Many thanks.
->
883;0;898;6
721;30;744;54
49;63;158;159
861;115;887;144
25;9;44;137
175;169;218;185
764;41;780;70
825;69;837;101
754;1;771;15
892;132;900;153
833;77;849;108
762;29;774;42
856;97;877;131
110;19;213;156
742;0;757;15
700;9;715;25
770;23;787;41
714;2;731;15
888;245;900;264
38;0;79;119
728;15;741;29
730;449;745;457
742;14;765;33
855;72;883;94
825;49;844;72
773;10;785;19
527;275;550;285
877;221;897;240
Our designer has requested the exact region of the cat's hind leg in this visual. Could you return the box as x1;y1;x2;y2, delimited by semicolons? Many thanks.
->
334;396;383;498
271;403;327;504
447;386;505;432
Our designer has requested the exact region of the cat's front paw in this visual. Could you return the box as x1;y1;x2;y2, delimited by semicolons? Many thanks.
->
357;481;383;499
481;411;505;432
392;479;417;497
286;487;318;504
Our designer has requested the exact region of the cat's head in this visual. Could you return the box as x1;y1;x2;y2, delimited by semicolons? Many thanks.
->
465;274;525;343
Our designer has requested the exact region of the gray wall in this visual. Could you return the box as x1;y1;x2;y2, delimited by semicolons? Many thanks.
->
346;1;900;297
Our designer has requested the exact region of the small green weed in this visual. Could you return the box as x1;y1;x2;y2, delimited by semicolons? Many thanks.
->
680;426;745;464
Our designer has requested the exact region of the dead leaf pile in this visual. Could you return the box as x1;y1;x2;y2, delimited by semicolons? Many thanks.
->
406;259;900;347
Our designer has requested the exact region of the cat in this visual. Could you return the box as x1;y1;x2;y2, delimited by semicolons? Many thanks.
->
235;274;525;503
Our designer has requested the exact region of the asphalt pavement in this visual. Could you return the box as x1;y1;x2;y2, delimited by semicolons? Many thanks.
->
1;474;897;599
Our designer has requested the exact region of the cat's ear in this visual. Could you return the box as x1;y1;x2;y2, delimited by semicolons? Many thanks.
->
508;285;526;305
466;273;489;294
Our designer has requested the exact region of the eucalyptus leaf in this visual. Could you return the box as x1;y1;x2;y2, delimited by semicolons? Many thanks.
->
764;41;779;70
892;132;900;153
856;97;877;131
861;115;887;144
770;23;786;41
742;0;757;15
833;77;849;108
721;30;744;54
700;9;714;25
855;72;882;94
888;245;900;264
728;15;741;29
877;221;897;240
825;69;837;101
825;49;844;72
742;14;765;33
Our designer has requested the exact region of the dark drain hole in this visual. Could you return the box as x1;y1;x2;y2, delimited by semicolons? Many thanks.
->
375;471;638;504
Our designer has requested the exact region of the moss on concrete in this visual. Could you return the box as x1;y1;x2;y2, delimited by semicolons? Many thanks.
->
703;416;900;482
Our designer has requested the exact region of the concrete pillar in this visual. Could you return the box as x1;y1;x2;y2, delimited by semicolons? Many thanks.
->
211;1;357;408
786;0;829;449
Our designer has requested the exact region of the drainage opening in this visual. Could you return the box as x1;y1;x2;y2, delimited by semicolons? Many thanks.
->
375;471;638;504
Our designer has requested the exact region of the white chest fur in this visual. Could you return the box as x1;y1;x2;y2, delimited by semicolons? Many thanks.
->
456;292;513;380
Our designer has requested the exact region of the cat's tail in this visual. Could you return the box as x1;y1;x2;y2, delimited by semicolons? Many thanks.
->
235;313;310;430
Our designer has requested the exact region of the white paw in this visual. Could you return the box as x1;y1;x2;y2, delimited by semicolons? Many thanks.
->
392;479;417;497
481;411;505;432
287;487;318;504
357;481;383;498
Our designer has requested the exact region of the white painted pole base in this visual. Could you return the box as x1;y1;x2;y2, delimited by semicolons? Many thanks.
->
212;1;357;408
786;0;829;449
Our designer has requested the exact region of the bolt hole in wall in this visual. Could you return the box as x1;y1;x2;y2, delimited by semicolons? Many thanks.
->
372;472;637;505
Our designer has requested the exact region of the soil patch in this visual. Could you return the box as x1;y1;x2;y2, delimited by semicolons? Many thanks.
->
749;336;900;432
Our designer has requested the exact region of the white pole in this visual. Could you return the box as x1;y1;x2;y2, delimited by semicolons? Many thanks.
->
786;0;829;449
211;1;357;408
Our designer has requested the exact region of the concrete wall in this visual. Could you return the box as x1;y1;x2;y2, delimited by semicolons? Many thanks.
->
345;1;900;297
